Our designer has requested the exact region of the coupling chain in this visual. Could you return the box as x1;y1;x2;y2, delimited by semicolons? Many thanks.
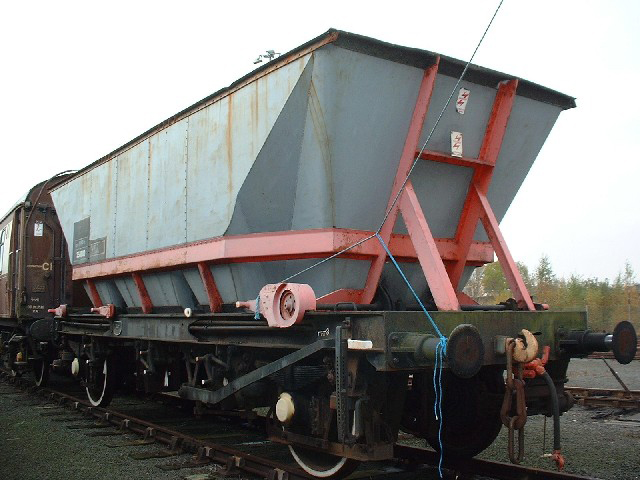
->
501;338;527;464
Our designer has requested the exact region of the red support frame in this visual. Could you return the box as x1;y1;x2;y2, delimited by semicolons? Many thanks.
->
198;262;223;313
447;79;519;289
132;272;153;314
475;186;535;310
442;79;534;310
85;279;102;308
71;228;493;281
361;75;534;310
399;181;459;310
71;72;533;312
361;60;441;304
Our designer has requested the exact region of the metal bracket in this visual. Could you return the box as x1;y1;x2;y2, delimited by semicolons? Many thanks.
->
179;338;333;405
335;325;348;442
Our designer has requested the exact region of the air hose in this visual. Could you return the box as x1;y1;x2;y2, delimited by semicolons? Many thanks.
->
542;371;564;470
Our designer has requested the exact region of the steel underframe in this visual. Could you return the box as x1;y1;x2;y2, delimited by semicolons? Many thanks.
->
74;60;533;313
57;310;588;366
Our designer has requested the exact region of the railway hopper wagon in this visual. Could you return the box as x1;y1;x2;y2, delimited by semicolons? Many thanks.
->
4;30;637;477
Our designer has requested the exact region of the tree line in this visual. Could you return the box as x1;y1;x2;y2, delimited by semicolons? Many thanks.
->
463;256;639;331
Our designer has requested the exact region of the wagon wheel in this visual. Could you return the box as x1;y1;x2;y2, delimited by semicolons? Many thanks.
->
277;382;361;478
289;446;359;479
32;357;50;387
85;356;116;407
403;367;504;459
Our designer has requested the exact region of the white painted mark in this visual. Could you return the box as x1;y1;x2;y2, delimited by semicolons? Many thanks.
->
451;131;463;157
456;88;470;114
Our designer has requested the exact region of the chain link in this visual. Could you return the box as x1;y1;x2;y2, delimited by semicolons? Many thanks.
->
501;338;527;463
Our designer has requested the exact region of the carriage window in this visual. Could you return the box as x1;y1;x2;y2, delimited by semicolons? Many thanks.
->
0;228;5;274
0;222;12;275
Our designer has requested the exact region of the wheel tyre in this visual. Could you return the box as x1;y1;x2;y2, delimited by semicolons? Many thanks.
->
289;446;359;479
404;368;504;460
33;358;50;387
427;369;504;459
86;357;116;407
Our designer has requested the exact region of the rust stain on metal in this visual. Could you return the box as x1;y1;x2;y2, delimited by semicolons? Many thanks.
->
308;78;335;225
226;96;234;218
252;81;259;157
50;33;337;192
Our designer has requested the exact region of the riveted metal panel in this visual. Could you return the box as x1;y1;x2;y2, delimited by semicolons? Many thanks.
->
182;268;208;306
147;119;188;250
113;276;139;308
185;55;311;242
94;279;126;309
114;140;149;256
142;271;195;309
88;161;116;260
314;46;423;232
52;174;91;265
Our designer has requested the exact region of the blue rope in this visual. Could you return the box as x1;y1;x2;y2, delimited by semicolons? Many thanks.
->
433;340;445;477
376;234;447;478
375;234;444;339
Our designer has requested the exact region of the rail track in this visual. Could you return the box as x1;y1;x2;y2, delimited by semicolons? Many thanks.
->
587;340;640;361
0;370;606;480
566;386;640;409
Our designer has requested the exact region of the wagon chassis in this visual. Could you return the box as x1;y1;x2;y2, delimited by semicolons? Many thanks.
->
48;307;602;464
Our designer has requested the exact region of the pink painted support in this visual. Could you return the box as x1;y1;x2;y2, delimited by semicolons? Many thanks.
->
447;79;519;289
71;228;493;281
316;289;364;304
198;262;223;313
474;186;535;310
362;60;440;304
456;291;479;306
85;279;103;308
399;181;459;310
132;272;153;314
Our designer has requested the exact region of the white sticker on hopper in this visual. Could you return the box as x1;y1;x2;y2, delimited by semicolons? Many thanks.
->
456;88;470;114
451;131;463;157
34;221;43;237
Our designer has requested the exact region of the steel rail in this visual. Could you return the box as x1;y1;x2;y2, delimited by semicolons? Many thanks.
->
394;444;602;480
0;370;315;480
566;386;640;409
587;339;640;361
1;370;613;480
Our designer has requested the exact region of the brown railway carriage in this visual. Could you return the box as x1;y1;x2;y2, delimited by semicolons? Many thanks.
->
0;174;86;382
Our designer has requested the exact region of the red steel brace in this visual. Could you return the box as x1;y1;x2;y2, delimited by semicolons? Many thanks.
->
444;79;535;310
362;60;461;310
132;272;153;314
198;262;223;313
85;279;103;308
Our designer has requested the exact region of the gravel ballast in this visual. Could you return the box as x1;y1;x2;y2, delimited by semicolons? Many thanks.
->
0;358;638;480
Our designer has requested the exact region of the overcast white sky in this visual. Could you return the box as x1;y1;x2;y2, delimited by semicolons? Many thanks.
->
1;1;638;281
